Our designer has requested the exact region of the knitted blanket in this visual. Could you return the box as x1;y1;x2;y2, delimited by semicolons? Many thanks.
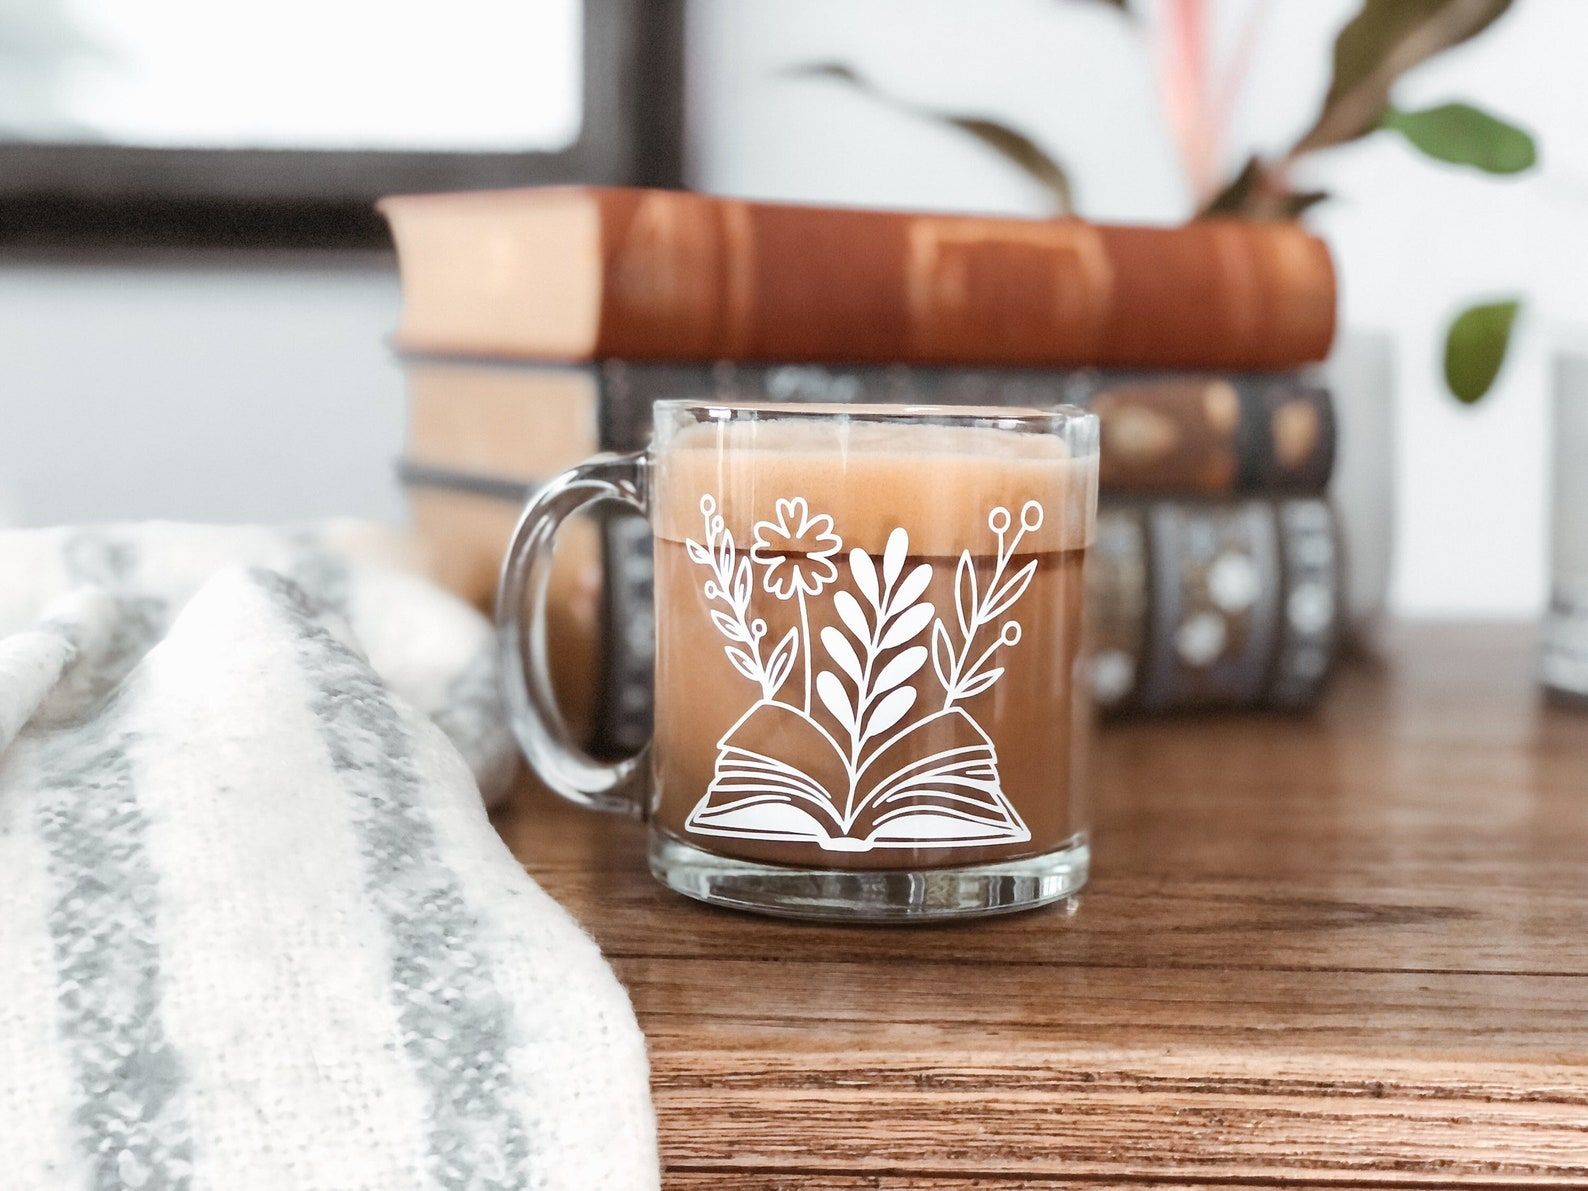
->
0;521;517;804
0;527;658;1189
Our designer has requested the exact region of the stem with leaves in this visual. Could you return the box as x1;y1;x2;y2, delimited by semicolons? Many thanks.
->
815;529;935;816
685;496;798;702
932;503;1042;708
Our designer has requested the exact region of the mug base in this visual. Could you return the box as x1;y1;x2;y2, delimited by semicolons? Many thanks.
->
649;830;1089;923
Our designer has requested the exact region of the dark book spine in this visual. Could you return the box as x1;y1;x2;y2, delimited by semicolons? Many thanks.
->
597;512;656;756
591;360;1335;497
397;356;1335;496
1088;497;1341;713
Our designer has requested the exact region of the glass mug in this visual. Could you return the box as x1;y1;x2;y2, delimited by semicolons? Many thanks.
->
498;401;1099;921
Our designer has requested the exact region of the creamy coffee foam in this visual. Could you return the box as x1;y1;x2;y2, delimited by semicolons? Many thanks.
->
653;417;1097;556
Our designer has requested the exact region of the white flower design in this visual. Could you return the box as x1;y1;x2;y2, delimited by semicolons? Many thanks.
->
751;497;840;600
683;494;1043;853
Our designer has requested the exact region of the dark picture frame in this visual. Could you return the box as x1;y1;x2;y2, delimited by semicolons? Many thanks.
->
0;0;684;248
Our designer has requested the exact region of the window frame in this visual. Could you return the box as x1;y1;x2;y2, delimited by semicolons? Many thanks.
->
0;0;683;248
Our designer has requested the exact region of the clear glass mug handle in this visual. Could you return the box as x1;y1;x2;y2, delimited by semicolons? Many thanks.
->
496;451;650;817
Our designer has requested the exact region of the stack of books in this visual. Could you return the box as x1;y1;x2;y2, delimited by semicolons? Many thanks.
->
380;187;1341;749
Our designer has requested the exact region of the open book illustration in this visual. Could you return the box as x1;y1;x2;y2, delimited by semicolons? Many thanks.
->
682;494;1044;852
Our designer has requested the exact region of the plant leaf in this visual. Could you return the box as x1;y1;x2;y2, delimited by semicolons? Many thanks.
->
1201;155;1331;219
954;551;978;638
816;670;856;732
937;115;1075;215
1284;190;1333;217
931;620;955;690
710;609;748;643
766;628;798;694
784;61;1074;214
880;602;936;650
1443;298;1521;404
981;558;1039;621
685;539;711;566
1380;101;1537;174
882;527;908;589
887;562;933;618
1294;0;1516;154
821;625;864;683
872;645;928;695
848;546;879;609
864;686;918;741
957;667;1005;700
733;556;752;606
724;646;760;683
1202;156;1263;216
834;590;871;643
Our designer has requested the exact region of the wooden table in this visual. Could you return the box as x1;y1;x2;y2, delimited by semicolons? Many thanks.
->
494;625;1588;1187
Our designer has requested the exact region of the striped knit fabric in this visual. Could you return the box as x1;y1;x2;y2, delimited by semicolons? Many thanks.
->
0;559;658;1188
0;521;516;805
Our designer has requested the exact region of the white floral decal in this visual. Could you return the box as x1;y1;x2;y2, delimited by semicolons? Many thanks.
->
682;494;1045;853
751;497;840;599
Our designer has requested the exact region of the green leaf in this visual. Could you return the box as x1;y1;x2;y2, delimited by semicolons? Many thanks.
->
1380;102;1537;173
782;61;1075;215
1294;0;1515;154
1443;299;1521;404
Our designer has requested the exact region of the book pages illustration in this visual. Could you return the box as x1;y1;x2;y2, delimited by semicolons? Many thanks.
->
681;494;1043;853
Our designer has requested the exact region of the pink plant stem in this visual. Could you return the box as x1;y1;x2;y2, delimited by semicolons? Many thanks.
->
1212;0;1271;150
1157;0;1216;209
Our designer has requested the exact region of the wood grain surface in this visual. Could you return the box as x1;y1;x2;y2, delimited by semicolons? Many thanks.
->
495;625;1588;1187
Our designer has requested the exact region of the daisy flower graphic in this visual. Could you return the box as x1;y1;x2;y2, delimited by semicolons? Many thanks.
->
751;497;840;712
751;497;840;600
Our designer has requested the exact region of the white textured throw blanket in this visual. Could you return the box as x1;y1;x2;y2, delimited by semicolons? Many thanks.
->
0;525;658;1190
0;521;518;802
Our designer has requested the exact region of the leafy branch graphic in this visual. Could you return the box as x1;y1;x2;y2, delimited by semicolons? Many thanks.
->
685;495;797;701
932;502;1043;707
814;528;936;798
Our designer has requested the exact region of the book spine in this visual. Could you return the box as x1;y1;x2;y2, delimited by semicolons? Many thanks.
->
1088;497;1341;713
595;194;1338;369
391;188;1336;369
1086;374;1335;496
398;360;1336;498
592;360;1335;496
598;513;657;756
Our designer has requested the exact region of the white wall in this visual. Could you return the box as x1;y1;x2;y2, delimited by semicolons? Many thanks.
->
685;0;1588;618
0;253;405;527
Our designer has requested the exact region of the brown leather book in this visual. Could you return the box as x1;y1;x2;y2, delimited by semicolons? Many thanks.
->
379;187;1337;369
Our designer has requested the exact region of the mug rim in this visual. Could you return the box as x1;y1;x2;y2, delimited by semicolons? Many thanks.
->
652;397;1095;426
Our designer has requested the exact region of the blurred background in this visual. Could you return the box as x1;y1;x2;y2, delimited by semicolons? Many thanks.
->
0;0;1579;619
